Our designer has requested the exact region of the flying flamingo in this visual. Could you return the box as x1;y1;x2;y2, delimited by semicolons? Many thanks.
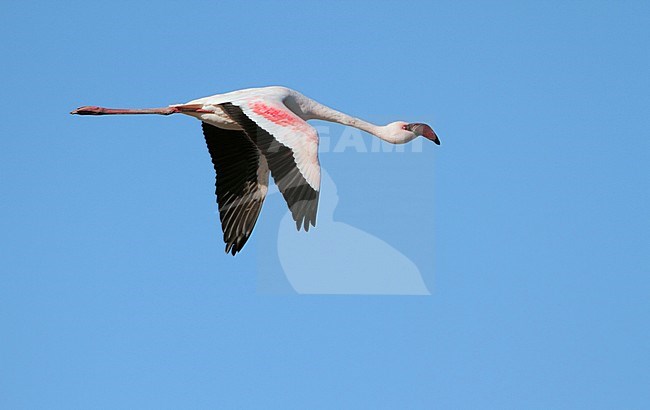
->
71;86;440;255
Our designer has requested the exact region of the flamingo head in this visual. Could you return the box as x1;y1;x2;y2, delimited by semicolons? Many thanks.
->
404;122;440;145
385;122;440;145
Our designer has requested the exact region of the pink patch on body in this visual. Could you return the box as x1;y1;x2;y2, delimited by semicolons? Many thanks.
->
250;100;302;128
249;100;317;145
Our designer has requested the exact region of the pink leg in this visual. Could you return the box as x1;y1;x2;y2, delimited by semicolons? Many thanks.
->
70;104;210;116
70;106;181;115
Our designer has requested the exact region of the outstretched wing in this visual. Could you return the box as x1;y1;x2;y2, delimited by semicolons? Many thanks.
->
201;122;269;255
220;100;320;231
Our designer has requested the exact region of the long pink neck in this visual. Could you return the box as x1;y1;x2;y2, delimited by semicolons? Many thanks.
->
294;94;390;141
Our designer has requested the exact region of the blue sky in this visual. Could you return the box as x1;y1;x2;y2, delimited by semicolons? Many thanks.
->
1;1;649;408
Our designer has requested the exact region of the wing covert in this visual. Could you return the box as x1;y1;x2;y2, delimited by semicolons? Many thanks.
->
220;101;320;231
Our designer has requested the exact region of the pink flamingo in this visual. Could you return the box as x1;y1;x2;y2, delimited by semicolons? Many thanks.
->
71;86;440;254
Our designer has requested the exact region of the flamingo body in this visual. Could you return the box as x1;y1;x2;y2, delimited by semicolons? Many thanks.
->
71;86;439;254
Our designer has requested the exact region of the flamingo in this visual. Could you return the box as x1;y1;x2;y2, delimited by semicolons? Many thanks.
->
71;86;440;255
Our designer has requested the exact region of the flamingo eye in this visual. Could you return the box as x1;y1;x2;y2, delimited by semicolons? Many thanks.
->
401;125;408;130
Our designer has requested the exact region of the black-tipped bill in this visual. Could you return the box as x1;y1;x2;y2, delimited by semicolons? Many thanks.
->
407;123;440;145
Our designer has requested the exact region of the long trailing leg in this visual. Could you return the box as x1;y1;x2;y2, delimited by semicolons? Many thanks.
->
70;104;209;116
